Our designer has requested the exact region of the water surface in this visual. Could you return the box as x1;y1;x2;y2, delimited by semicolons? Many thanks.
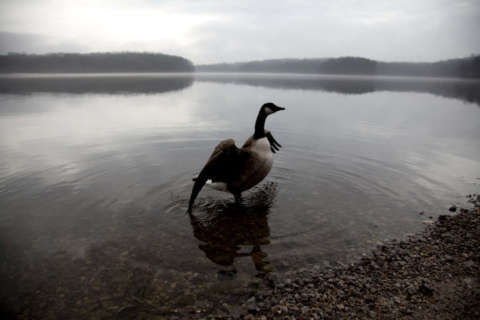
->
1;73;479;316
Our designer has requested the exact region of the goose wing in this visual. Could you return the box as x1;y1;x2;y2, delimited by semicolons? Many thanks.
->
265;131;282;153
188;139;245;213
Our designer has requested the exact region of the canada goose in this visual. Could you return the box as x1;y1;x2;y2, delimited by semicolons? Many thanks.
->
187;102;285;213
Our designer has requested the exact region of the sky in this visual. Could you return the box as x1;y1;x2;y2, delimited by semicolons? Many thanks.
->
0;0;479;64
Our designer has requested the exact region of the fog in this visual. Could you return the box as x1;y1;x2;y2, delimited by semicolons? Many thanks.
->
1;0;479;63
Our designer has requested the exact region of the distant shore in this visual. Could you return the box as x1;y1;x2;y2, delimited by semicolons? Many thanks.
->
0;52;194;73
1;53;479;78
196;56;480;79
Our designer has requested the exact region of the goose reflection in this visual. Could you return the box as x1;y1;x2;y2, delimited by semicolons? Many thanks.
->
188;182;277;275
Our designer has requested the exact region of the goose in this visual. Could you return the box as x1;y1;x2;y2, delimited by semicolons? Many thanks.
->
187;102;285;213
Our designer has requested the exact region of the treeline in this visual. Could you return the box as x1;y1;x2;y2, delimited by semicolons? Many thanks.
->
197;56;480;78
196;58;328;74
2;52;479;78
0;52;194;73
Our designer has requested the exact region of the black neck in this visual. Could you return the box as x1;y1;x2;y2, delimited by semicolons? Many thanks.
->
254;111;267;139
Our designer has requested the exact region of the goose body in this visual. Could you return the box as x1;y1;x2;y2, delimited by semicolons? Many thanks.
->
188;103;285;213
206;137;272;192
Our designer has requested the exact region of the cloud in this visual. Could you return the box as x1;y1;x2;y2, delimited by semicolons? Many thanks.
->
0;0;220;57
0;0;479;63
0;32;84;54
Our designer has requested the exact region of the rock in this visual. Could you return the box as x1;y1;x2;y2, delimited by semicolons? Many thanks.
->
245;297;257;314
449;205;457;212
445;255;454;262
271;305;282;315
419;281;434;296
438;215;449;222
464;260;475;268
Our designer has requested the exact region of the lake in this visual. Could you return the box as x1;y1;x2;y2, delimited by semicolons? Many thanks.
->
1;73;479;317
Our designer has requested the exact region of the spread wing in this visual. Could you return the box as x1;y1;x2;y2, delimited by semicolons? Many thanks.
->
188;139;245;213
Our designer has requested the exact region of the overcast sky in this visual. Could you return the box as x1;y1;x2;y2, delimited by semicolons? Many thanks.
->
1;0;479;64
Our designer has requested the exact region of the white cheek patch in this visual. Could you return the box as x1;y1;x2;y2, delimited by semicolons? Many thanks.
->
265;106;273;115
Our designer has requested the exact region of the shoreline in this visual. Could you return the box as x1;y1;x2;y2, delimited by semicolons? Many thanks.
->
2;196;478;319
168;195;480;319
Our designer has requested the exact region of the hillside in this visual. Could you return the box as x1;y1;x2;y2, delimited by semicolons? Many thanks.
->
0;52;194;73
197;56;480;78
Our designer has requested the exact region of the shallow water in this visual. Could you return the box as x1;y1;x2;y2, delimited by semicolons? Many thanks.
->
1;73;479;315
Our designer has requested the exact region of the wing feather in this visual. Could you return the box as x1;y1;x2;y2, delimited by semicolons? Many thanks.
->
188;139;244;213
265;131;282;153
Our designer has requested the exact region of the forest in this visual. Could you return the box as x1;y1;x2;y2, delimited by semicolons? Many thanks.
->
0;52;194;73
1;52;479;78
197;56;480;78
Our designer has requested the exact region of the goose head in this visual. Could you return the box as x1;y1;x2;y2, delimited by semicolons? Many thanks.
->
254;102;285;139
260;102;285;116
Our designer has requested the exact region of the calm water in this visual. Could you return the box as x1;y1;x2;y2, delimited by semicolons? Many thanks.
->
1;73;480;316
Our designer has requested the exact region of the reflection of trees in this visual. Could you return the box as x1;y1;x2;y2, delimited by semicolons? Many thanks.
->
188;183;277;275
4;72;479;107
4;73;479;106
195;74;480;106
0;74;194;94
